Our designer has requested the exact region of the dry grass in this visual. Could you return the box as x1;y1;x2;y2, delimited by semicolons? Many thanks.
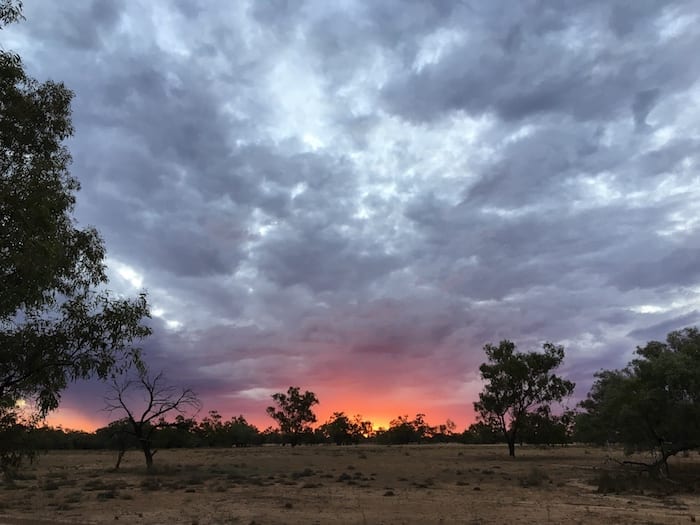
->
0;445;699;524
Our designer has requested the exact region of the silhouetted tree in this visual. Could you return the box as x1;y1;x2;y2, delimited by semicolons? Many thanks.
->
104;370;200;469
266;387;318;446
474;340;574;457
226;415;262;447
318;412;370;445
377;414;436;444
518;406;574;446
462;421;502;444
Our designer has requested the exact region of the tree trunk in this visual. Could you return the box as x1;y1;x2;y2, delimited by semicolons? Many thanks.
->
140;440;154;469
114;448;125;470
507;439;516;457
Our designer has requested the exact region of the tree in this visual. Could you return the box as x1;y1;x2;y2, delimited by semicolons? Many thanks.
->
577;327;700;478
518;406;574;446
1;2;150;421
266;386;318;446
104;370;200;469
473;340;575;457
375;414;436;445
318;412;370;445
0;403;38;480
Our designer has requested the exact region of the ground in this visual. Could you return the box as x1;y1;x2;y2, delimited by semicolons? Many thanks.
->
0;445;698;524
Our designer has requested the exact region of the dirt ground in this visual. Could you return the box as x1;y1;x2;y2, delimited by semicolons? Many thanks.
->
0;444;698;524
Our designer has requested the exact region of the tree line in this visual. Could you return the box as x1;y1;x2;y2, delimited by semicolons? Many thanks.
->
2;0;699;483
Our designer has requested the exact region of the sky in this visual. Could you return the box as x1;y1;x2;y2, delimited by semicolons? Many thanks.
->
4;0;700;432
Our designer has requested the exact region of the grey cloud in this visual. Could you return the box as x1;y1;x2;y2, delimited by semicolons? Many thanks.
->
6;0;700;424
255;225;402;292
380;1;700;123
628;311;700;342
20;0;123;50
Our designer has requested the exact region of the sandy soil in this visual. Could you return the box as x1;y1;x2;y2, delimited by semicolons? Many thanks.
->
0;445;698;524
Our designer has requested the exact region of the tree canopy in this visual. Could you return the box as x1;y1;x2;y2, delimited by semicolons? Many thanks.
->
577;327;700;477
474;340;575;456
0;1;150;417
266;386;318;446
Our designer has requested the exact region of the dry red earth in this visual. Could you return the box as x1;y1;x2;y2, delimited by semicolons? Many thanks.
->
1;445;698;524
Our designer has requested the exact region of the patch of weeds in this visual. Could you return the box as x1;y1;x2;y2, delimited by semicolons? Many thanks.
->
42;480;61;491
594;470;654;495
140;478;162;491
162;480;185;490
246;477;265;486
301;482;322;489
481;469;495;475
186;475;205;486
291;468;314;479
520;467;549;488
97;489;119;501
45;470;69;480
383;490;395;496
336;473;352;482
456;480;470;486
64;491;82;504
596;470;626;494
83;478;108;491
12;471;37;481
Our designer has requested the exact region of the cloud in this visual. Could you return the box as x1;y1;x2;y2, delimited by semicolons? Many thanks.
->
5;0;700;429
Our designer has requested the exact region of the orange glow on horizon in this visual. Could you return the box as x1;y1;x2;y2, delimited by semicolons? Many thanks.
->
45;408;107;433
45;383;479;434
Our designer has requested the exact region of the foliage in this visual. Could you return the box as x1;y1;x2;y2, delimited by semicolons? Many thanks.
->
317;412;371;445
0;3;150;476
577;327;700;477
473;340;575;456
0;0;22;26
266;386;319;446
462;421;502;444
195;411;262;447
0;403;38;481
375;414;436;444
104;370;200;469
518;406;575;446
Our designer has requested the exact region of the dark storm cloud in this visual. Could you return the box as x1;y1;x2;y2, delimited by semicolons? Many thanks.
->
22;0;123;50
380;1;700;124
6;0;700;426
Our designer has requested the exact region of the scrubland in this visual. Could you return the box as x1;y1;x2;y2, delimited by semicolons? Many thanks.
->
1;445;699;524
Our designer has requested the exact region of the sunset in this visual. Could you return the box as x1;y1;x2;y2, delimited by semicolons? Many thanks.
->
4;0;699;435
3;0;700;522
